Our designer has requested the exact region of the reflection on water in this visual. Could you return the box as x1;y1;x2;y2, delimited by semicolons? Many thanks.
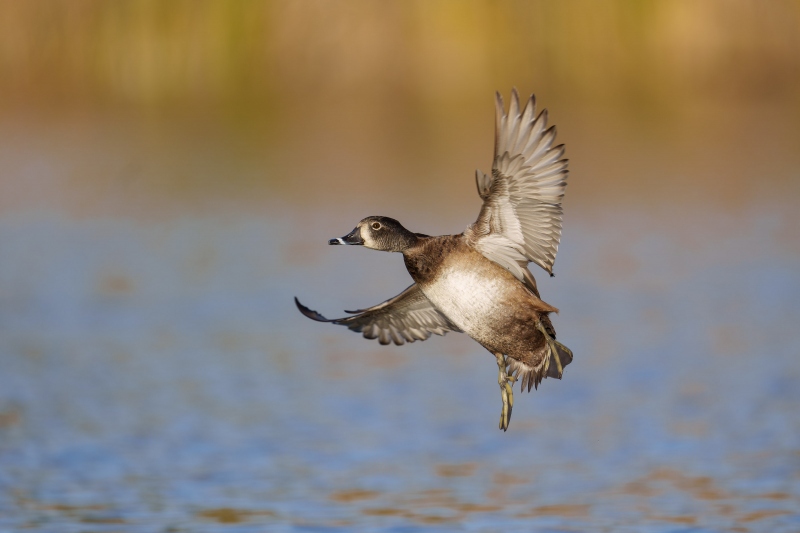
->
0;206;798;531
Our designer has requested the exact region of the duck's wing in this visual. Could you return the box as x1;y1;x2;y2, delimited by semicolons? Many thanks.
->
466;89;568;281
295;284;461;346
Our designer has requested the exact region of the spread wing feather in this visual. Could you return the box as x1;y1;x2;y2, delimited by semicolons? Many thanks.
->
295;284;461;346
467;89;568;278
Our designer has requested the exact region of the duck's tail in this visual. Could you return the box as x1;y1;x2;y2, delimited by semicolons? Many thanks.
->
506;337;573;393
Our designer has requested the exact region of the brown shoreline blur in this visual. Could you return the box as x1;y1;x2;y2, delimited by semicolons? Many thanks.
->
1;1;798;218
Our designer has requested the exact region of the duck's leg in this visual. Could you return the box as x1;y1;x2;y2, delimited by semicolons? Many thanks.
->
495;352;516;431
535;321;563;378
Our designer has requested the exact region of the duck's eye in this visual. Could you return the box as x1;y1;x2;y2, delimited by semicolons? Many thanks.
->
371;222;382;230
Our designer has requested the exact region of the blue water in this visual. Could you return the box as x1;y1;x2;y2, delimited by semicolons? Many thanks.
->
0;207;798;532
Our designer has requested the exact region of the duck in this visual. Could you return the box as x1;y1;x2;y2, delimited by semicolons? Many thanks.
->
295;89;573;431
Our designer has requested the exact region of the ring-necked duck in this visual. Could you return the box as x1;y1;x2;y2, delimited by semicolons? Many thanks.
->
296;89;573;431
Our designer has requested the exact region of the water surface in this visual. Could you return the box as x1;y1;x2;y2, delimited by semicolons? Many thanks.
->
1;204;798;532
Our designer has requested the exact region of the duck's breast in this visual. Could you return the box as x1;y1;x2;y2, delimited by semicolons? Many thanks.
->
420;253;519;342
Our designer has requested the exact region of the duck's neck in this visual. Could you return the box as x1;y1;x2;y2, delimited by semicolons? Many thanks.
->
391;230;421;253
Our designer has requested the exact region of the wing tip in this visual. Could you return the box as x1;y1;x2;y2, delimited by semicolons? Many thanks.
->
525;93;536;114
295;297;332;322
495;91;505;119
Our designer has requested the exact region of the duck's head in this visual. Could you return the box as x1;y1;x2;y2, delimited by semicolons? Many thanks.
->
329;216;418;252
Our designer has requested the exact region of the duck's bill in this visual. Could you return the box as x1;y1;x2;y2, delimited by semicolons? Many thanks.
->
329;227;364;245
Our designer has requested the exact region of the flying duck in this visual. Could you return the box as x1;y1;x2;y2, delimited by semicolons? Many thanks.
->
296;89;573;431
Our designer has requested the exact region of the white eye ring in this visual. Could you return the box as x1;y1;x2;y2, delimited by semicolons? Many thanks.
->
371;222;382;230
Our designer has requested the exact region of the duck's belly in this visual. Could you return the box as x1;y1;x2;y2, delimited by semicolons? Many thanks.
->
420;264;519;346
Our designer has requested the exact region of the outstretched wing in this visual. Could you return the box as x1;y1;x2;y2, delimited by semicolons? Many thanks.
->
466;89;568;281
295;284;461;346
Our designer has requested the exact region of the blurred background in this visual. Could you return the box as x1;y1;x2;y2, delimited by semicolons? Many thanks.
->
1;1;799;531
